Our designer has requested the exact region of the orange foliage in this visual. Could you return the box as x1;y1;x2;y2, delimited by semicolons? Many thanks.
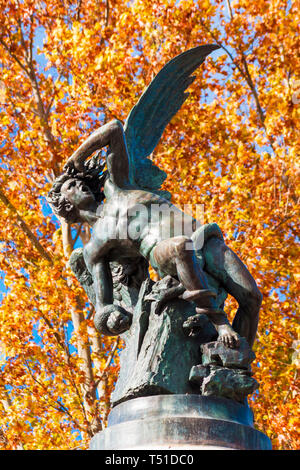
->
0;0;299;450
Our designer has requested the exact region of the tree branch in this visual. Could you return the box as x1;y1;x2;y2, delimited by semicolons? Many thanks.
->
0;31;60;175
0;390;24;449
24;359;89;434
76;0;83;21
93;338;119;391
272;211;297;231
240;53;266;125
0;37;29;75
100;0;110;46
0;186;53;264
104;0;110;27
1;15;105;437
225;0;234;19
200;14;266;128
45;73;63;120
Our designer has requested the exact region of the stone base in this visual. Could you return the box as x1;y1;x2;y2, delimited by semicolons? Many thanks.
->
90;395;272;450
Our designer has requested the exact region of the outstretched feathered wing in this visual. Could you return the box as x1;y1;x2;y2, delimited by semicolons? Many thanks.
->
124;44;220;199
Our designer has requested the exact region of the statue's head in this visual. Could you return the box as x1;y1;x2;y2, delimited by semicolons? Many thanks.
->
47;154;107;223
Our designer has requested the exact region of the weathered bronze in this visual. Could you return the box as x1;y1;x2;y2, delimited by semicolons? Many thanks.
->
47;45;263;410
89;395;272;450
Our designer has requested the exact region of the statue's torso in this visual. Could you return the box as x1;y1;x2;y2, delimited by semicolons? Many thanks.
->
88;179;196;263
82;180;227;308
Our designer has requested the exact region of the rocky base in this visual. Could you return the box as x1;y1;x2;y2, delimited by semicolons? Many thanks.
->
111;280;217;406
189;338;259;403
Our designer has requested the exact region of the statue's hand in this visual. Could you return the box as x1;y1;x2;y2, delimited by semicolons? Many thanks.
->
63;160;77;175
63;158;85;175
107;306;132;335
94;304;132;336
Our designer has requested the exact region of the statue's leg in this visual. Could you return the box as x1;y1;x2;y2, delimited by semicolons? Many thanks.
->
152;236;241;348
152;236;210;293
203;236;262;348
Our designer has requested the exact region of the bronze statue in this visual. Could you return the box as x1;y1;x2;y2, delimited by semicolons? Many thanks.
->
47;45;262;350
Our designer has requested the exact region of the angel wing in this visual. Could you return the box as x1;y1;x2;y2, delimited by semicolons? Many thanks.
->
124;44;220;199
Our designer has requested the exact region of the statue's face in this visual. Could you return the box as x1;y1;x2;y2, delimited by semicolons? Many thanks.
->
61;178;95;211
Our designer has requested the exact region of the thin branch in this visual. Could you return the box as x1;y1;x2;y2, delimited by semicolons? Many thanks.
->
0;38;29;75
0;389;25;449
272;211;297;231
38;311;70;358
199;19;245;77
199;16;266;128
0;186;53;264
28;15;34;64
93;338;119;391
45;73;63;119
283;370;298;404
100;0;110;46
225;0;234;19
240;53;266;125
24;360;89;434
61;321;92;421
0;31;60;175
76;0;83;21
16;16;28;63
225;0;266;126
104;0;110;27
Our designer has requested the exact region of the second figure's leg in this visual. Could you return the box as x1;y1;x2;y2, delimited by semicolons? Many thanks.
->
203;236;262;348
152;237;240;347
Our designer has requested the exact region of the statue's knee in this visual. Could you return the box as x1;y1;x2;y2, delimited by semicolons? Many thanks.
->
202;236;226;273
203;235;225;254
172;236;193;257
110;118;123;132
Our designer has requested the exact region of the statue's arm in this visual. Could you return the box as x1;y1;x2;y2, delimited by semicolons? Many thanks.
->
66;119;130;187
92;258;132;336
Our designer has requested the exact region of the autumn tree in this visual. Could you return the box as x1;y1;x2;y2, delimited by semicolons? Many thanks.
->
0;0;298;450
